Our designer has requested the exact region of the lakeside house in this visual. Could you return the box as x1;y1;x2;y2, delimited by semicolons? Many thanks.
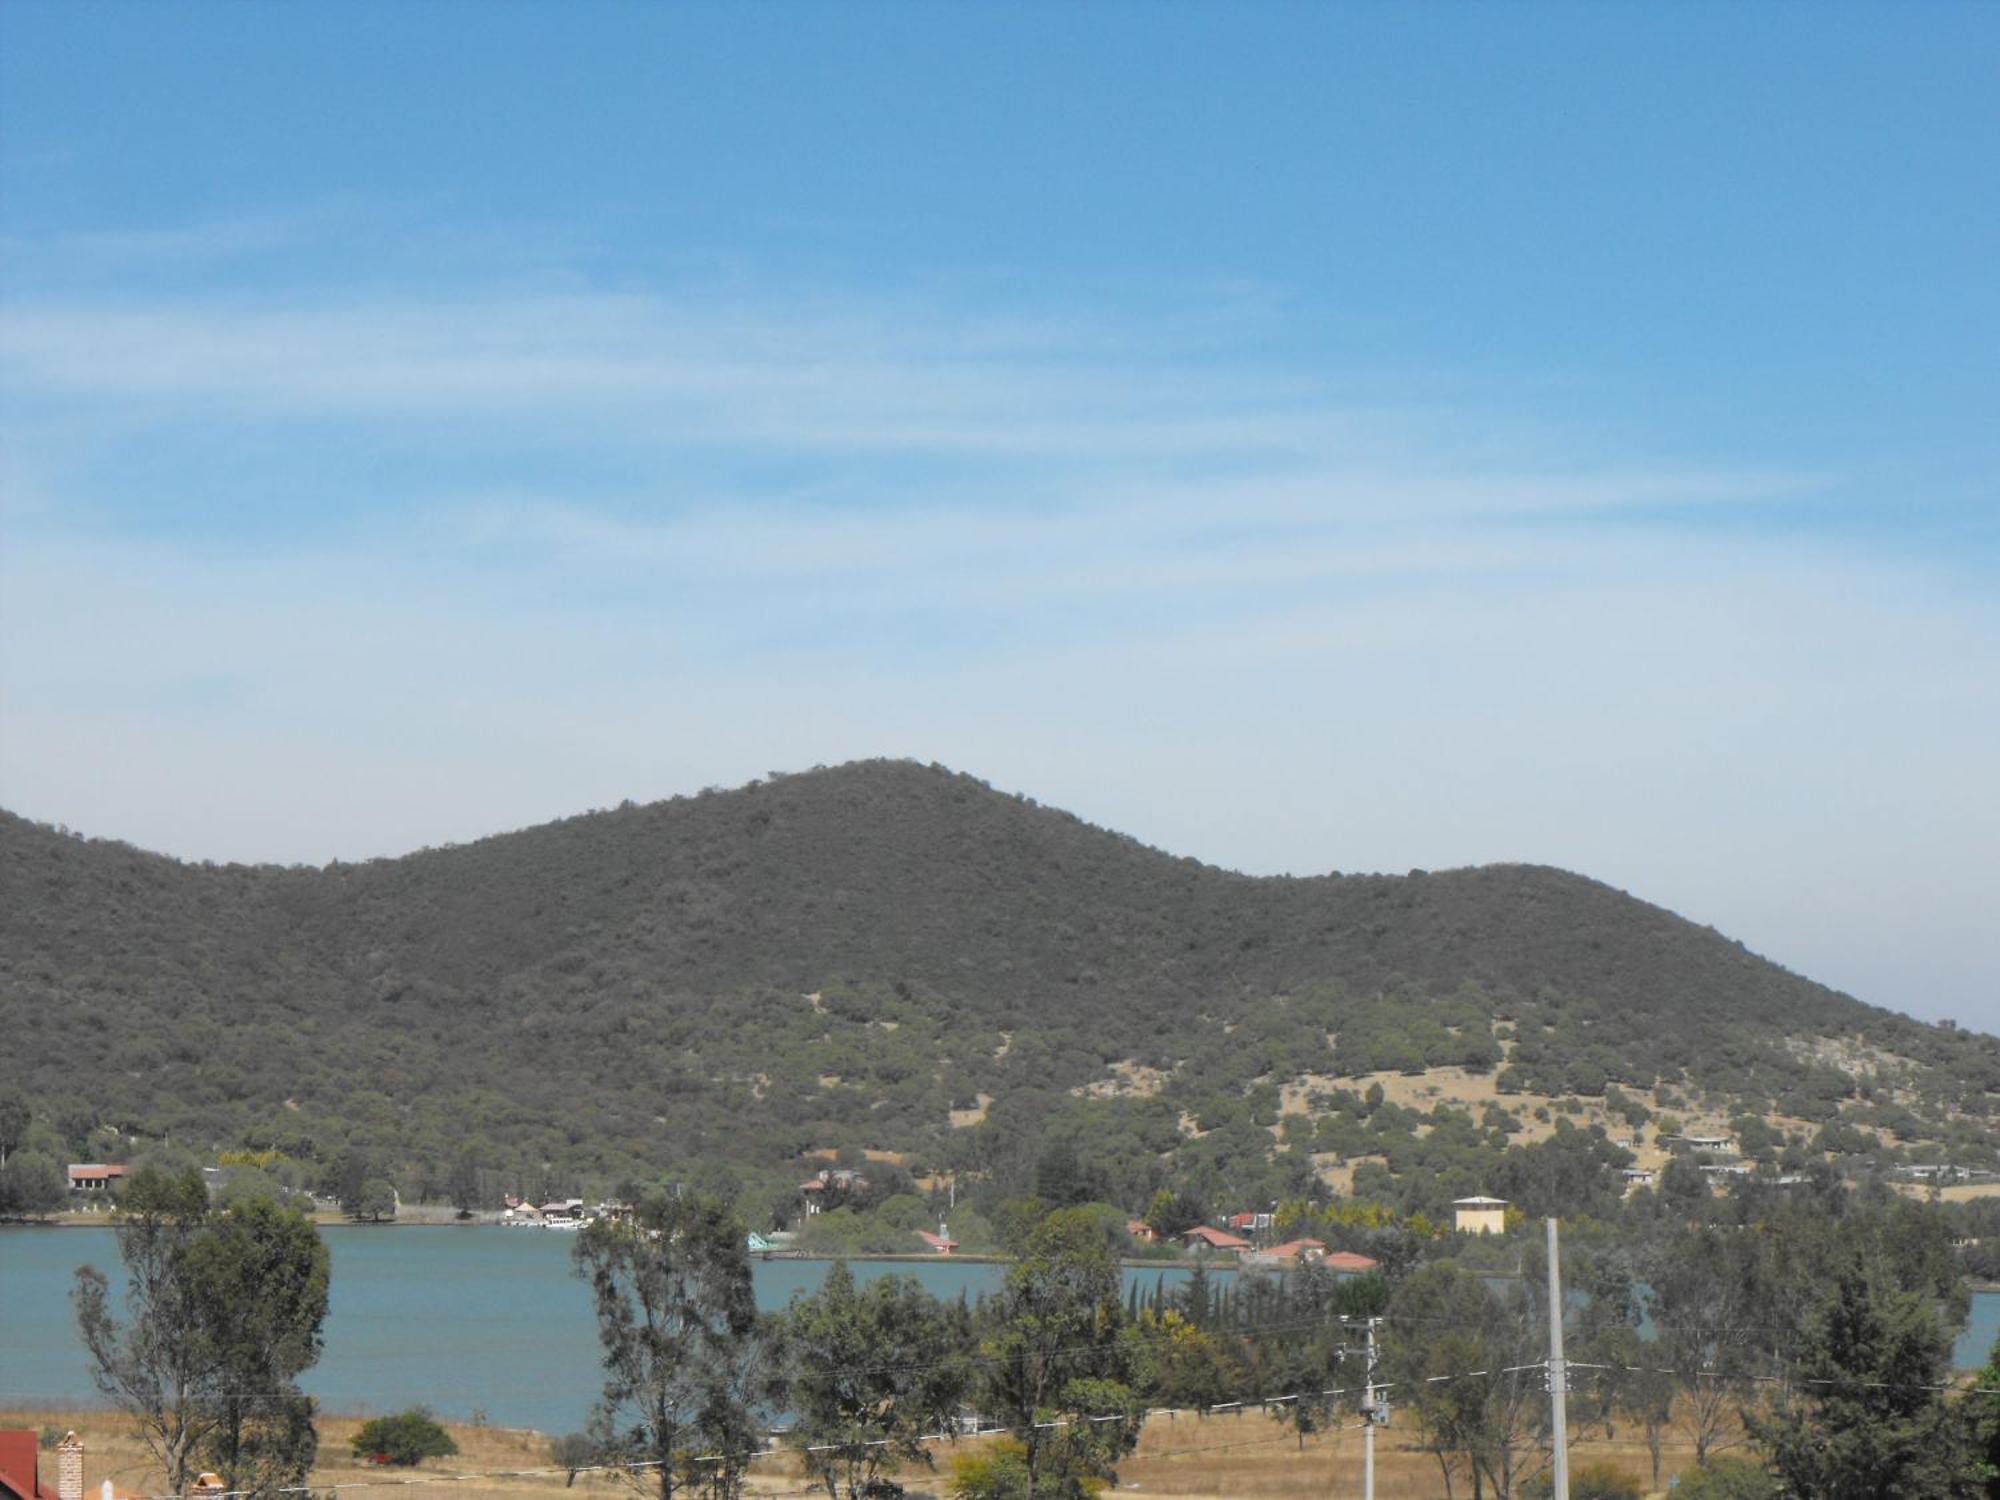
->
65;1165;126;1194
1126;1218;1157;1244
1180;1225;1253;1256
1453;1196;1510;1235
916;1229;959;1255
798;1167;869;1215
1247;1237;1326;1268
1323;1250;1380;1275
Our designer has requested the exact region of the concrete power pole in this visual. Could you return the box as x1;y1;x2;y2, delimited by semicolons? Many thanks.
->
1546;1216;1570;1500
1351;1315;1382;1500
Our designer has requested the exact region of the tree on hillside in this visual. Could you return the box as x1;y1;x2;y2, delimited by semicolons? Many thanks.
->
978;1207;1145;1498
781;1261;973;1499
1747;1249;1977;1499
72;1169;329;1499
0;1090;29;1167
0;1150;66;1218
574;1192;779;1500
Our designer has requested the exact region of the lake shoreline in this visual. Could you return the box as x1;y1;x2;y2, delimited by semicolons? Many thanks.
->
0;1217;1235;1271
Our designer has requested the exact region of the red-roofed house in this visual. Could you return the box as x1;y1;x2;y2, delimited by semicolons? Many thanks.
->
1258;1237;1328;1266
1323;1251;1380;1275
1180;1225;1252;1255
0;1429;80;1500
1223;1211;1274;1236
66;1165;126;1194
1126;1219;1157;1244
916;1230;958;1255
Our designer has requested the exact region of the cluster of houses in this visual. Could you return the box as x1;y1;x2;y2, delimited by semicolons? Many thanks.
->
1127;1215;1379;1268
500;1194;612;1229
1126;1196;1515;1269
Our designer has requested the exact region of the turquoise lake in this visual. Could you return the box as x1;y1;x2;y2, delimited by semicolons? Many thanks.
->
0;1228;1215;1433
4;1227;1995;1435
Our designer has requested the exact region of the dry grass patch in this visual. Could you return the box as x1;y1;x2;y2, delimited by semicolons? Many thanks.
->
0;1411;806;1500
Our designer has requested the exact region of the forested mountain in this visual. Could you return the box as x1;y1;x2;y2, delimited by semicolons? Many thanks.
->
3;759;1994;1214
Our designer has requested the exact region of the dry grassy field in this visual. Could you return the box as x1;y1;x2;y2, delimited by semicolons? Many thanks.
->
3;1405;1718;1500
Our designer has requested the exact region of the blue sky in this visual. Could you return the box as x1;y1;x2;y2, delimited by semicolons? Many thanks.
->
2;4;1995;1027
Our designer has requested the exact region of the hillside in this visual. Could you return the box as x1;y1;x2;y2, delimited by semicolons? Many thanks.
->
3;760;1995;1214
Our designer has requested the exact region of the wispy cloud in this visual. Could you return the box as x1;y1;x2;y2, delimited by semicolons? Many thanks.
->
0;232;1993;1025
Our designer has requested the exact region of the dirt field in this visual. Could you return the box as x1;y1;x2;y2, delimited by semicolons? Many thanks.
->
2;1405;1719;1500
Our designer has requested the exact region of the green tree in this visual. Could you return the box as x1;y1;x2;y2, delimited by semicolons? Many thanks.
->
448;1149;483;1216
1579;1324;1673;1491
0;1090;30;1167
1747;1249;1977;1499
1125;1307;1238;1412
73;1168;216;1495
72;1169;329;1500
1385;1263;1546;1499
0;1150;66;1217
351;1408;458;1467
574;1192;777;1500
327;1149;371;1214
1976;1333;2000;1497
184;1194;331;1497
781;1261;973;1499
1647;1226;1761;1464
978;1207;1144;1498
1142;1188;1205;1239
355;1178;398;1221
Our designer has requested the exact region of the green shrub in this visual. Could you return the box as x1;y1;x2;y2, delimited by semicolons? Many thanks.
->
351;1407;459;1467
1521;1461;1641;1500
948;1440;1031;1500
1671;1456;1778;1500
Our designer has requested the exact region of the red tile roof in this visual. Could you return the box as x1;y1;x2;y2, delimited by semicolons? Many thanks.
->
1324;1251;1380;1274
916;1231;958;1252
1263;1238;1328;1259
0;1431;57;1500
1181;1226;1252;1251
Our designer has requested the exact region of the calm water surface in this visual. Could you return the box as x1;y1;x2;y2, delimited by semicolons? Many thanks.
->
0;1227;1213;1433
4;1227;1994;1434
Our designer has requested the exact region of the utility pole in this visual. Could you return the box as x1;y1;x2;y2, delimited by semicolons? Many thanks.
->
1545;1216;1570;1500
1347;1315;1383;1500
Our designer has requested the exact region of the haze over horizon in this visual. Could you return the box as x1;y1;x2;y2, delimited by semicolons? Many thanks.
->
2;5;1994;1030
